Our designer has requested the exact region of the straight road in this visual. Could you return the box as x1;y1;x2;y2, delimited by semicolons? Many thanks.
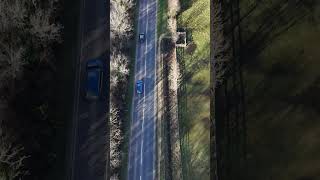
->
127;0;157;179
68;0;109;180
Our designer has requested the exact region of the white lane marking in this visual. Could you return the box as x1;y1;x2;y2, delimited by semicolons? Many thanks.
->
134;135;140;180
141;99;144;166
128;0;144;178
140;0;149;179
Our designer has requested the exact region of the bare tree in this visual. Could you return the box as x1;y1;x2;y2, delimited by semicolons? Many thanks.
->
110;174;120;180
29;9;62;45
0;0;62;86
109;104;123;177
0;42;25;94
110;1;133;37
0;128;29;180
111;52;129;76
109;0;135;178
0;0;26;32
0;0;62;179
110;52;129;90
110;3;129;33
0;43;25;81
110;0;134;50
110;74;119;90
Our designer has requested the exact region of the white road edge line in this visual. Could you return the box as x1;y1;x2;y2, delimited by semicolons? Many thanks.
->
153;0;158;179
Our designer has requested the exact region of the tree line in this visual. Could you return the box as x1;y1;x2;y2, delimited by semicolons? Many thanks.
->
110;0;135;179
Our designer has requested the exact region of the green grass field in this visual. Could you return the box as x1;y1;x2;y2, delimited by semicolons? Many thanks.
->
157;0;168;36
177;0;210;179
241;1;320;179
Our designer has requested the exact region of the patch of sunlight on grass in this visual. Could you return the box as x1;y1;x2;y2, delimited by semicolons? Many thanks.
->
180;0;210;61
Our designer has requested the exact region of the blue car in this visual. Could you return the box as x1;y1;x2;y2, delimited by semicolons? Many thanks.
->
85;59;104;100
139;33;145;43
136;80;144;94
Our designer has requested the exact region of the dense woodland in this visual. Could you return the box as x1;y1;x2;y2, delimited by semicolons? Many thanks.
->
0;0;62;180
0;0;136;179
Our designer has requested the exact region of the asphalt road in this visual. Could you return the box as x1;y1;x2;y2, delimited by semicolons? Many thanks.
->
127;0;157;179
68;0;109;180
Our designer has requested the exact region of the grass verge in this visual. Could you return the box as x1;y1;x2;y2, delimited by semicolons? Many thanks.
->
177;0;210;179
157;0;168;36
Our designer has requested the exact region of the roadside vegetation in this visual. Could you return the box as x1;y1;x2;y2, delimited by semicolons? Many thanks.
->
157;1;170;179
240;1;320;179
176;0;210;179
110;0;136;179
0;0;63;179
158;0;168;36
158;0;184;179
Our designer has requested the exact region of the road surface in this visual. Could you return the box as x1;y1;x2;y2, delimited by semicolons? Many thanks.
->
127;0;158;179
68;0;109;180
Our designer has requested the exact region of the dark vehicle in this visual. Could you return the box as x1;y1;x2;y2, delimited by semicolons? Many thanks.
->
136;80;144;94
139;33;145;43
85;59;104;100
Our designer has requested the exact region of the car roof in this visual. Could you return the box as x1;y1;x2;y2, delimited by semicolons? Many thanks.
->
86;69;102;98
87;58;103;68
